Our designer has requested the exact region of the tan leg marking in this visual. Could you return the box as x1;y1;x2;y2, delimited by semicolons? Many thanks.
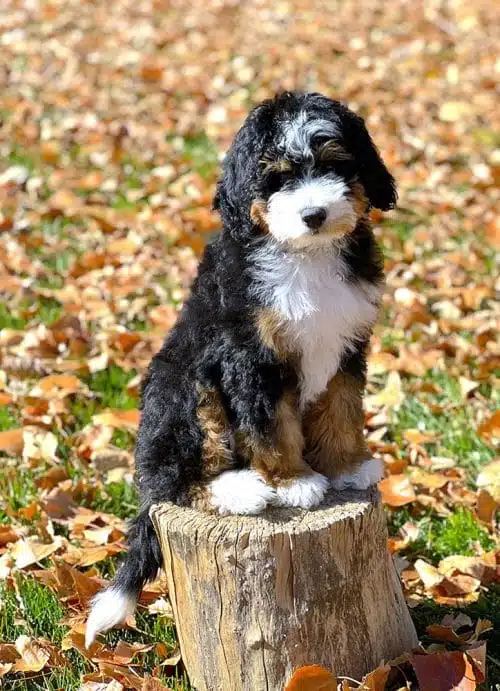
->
196;386;233;478
303;372;369;479
236;390;311;487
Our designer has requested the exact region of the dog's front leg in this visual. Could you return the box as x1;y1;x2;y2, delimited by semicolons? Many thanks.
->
303;371;383;490
212;392;328;513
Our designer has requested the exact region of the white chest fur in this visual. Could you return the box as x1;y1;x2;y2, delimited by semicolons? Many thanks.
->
252;246;382;406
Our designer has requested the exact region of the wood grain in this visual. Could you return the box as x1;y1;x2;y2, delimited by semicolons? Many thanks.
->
151;489;418;691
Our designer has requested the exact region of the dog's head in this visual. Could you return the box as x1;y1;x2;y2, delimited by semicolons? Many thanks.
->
214;92;396;247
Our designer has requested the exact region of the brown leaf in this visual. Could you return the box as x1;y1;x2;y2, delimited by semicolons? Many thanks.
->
410;650;479;690
285;665;337;690
112;640;154;665
141;676;171;691
378;474;416;507
439;555;495;584
403;429;440;445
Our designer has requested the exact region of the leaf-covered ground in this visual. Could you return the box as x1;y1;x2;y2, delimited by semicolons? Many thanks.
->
0;0;498;689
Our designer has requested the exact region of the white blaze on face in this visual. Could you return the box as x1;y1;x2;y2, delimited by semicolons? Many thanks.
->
266;176;357;242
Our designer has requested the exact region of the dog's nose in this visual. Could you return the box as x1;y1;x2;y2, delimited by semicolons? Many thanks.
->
300;206;327;231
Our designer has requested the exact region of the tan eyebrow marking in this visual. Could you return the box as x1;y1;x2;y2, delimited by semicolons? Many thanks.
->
317;141;353;162
260;157;293;173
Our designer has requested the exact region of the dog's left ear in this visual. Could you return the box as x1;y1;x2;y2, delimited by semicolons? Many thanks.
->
340;108;397;211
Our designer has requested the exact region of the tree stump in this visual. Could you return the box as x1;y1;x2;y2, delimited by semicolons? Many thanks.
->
151;488;418;691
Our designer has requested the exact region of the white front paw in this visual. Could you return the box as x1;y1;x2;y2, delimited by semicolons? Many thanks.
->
209;469;276;515
274;472;329;509
330;458;383;491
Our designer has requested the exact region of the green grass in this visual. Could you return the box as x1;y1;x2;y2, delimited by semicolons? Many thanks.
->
87;481;139;520
390;370;496;473
169;132;219;179
85;365;138;410
431;509;495;558
388;508;494;562
0;407;18;432
0;467;39;520
0;578;85;691
0;304;27;331
0;576;190;690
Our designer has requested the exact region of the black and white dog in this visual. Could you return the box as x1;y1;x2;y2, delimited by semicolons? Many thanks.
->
86;92;396;646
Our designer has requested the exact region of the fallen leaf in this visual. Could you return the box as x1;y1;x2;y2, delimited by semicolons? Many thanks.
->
30;374;87;399
410;650;479;690
476;489;498;524
13;635;50;673
478;411;500;444
141;676;171;691
285;665;337;691
378;474;416;507
365;372;405;412
409;468;449;490
0;525;20;547
476;460;500;502
359;662;391;690
92;409;141;430
0;429;24;454
414;559;445;589
10;537;63;569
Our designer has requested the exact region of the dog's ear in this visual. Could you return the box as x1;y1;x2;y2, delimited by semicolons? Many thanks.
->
215;102;273;226
340;107;397;211
212;185;221;211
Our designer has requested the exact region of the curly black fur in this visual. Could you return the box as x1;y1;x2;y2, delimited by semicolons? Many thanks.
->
85;92;396;644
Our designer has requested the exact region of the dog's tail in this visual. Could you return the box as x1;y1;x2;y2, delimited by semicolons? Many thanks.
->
85;508;162;648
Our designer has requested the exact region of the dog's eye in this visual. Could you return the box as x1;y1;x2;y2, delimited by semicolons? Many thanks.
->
319;158;356;179
265;171;291;194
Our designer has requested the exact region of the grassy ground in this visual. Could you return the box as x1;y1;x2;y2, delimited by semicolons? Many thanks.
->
0;0;498;689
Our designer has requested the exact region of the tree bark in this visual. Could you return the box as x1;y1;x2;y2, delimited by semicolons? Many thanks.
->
151;489;418;691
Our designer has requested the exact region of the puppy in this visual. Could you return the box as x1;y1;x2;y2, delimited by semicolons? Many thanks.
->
86;91;396;646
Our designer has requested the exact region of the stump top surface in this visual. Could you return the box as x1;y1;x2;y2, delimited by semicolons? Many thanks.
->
152;488;379;539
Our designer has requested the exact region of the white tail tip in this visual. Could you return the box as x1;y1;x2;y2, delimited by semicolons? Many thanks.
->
85;586;137;648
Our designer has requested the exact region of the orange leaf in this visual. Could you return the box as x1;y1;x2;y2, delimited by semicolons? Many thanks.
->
378;474;416;507
0;428;23;454
0;525;20;547
466;642;487;683
409;468;449;490
476;489;498;524
478;411;500;443
92;409;140;430
360;662;391;690
285;665;337;690
30;374;86;399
